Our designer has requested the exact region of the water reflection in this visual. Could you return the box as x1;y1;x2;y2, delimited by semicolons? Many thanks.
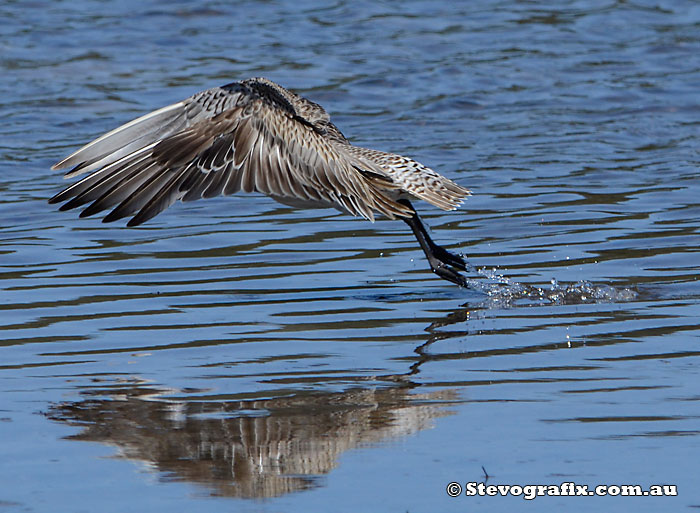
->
46;383;454;498
41;285;645;501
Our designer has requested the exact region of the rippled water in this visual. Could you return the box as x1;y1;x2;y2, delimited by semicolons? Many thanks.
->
2;1;699;512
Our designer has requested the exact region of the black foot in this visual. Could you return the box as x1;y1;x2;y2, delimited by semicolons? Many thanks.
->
399;199;470;288
430;244;467;272
432;261;470;288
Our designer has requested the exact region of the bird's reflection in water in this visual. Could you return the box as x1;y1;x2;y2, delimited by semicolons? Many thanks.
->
46;383;455;498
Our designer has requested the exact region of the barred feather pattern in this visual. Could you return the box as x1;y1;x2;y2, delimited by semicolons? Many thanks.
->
50;77;467;226
345;146;470;211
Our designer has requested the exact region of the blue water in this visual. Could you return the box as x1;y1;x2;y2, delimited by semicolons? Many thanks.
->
1;1;699;512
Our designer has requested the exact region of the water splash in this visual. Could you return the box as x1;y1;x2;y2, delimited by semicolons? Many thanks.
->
462;263;637;307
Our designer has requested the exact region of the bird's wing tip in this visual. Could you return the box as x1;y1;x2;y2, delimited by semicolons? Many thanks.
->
51;160;68;172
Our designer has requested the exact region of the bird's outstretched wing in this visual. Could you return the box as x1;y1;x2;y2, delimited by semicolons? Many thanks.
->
50;81;412;226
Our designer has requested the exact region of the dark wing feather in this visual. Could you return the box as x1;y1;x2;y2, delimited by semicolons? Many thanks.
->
50;80;412;225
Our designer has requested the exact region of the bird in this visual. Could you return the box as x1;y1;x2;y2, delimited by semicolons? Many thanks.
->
49;77;471;286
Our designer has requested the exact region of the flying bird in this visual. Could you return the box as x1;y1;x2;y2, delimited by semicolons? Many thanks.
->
50;78;471;286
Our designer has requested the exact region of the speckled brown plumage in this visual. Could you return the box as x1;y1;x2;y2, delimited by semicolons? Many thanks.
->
50;78;472;286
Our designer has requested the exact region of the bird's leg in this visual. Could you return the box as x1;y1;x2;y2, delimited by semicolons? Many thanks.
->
399;199;469;287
